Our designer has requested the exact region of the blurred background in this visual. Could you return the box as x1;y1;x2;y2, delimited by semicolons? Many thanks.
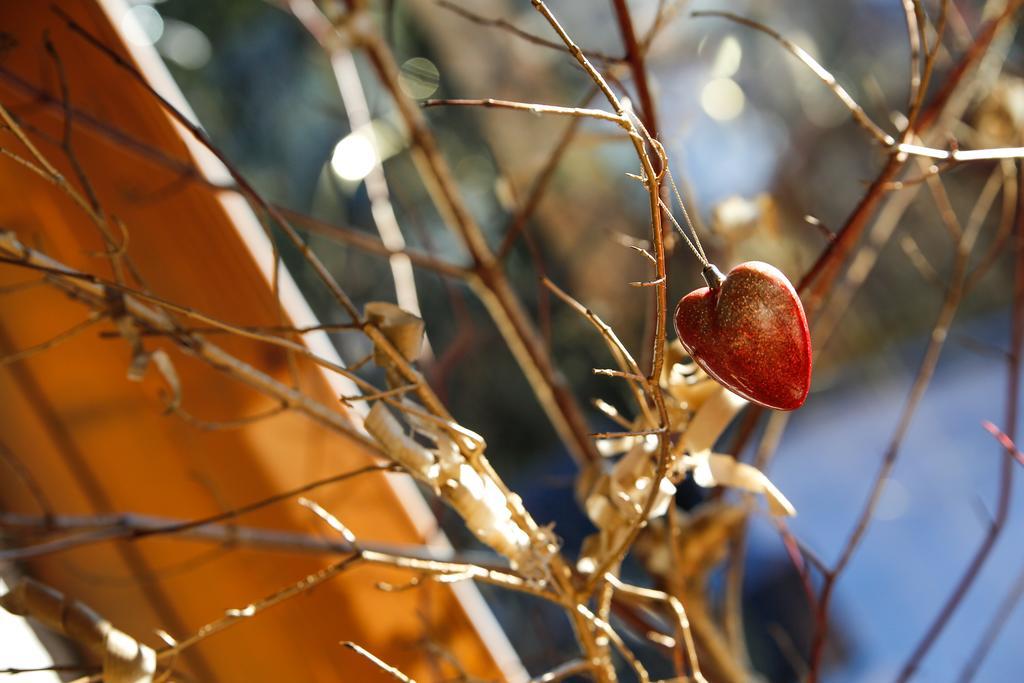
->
26;0;1024;680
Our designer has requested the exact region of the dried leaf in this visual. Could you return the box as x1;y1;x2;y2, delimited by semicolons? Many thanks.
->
364;403;545;576
365;301;425;363
683;387;747;454
364;402;435;476
150;349;182;412
691;452;795;517
1;578;156;682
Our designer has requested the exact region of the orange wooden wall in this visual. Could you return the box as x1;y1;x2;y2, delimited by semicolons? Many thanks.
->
0;2;517;680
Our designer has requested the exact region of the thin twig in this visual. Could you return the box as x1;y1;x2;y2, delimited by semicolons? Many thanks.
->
1;64;466;282
341;642;416;682
529;659;594;683
497;87;595;260
167;403;289;431
808;167;988;682
278;206;469;280
0;464;397;561
435;0;624;64
545;277;653;424
159;555;362;658
591;428;664;440
691;10;895;146
290;0;426;327
0;233;381;451
0;311;103;366
0;250;377;393
576;603;650;683
957;556;1024;682
894;164;1024;683
422;98;628;127
530;0;673;603
605;574;703;682
346;6;604;468
611;0;661;145
53;5;362;323
0;510;493;563
901;1;922;122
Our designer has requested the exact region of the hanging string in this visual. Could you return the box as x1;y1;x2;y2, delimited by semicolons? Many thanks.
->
666;167;707;265
624;109;709;268
659;192;707;268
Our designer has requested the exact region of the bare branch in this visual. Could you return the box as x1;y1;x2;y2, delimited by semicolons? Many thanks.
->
691;11;895;147
422;98;628;127
0;463;397;561
436;0;624;64
1;311;103;366
341;642;417;682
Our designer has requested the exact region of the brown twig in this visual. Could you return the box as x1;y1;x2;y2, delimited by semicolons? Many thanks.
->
326;5;604;468
0;233;381;451
807;168;988;682
611;0;660;145
41;37;136;287
275;206;470;280
0;66;466;284
901;1;923;123
545;277;653;424
496;87;595;260
0;249;377;394
0;311;103;366
529;659;594;683
166;403;290;431
723;411;789;661
604;574;703;682
691;10;896;147
160;554;363;658
342;642;417;682
435;0;624;64
957;552;1024;682
894;164;1024;683
290;0;426;330
966;162;1018;292
0;463;397;561
52;5;362;323
0;510;495;564
528;2;673;608
422;97;628;127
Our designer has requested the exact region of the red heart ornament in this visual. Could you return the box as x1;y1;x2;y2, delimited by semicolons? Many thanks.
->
673;261;812;411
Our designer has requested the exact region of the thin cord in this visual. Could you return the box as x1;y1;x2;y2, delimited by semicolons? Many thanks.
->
666;167;707;264
659;196;708;268
624;109;709;268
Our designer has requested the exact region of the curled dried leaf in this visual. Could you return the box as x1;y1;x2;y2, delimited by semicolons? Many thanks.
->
364;403;548;577
1;578;156;683
365;301;425;363
689;451;796;517
364;402;435;476
683;387;748;454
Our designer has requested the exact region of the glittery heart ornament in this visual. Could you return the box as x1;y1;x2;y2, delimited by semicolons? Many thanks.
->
673;261;812;411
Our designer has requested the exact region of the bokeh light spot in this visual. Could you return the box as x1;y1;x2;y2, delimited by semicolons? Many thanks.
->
701;78;745;121
398;57;440;100
711;35;742;78
331;131;378;182
158;19;212;70
122;5;164;47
